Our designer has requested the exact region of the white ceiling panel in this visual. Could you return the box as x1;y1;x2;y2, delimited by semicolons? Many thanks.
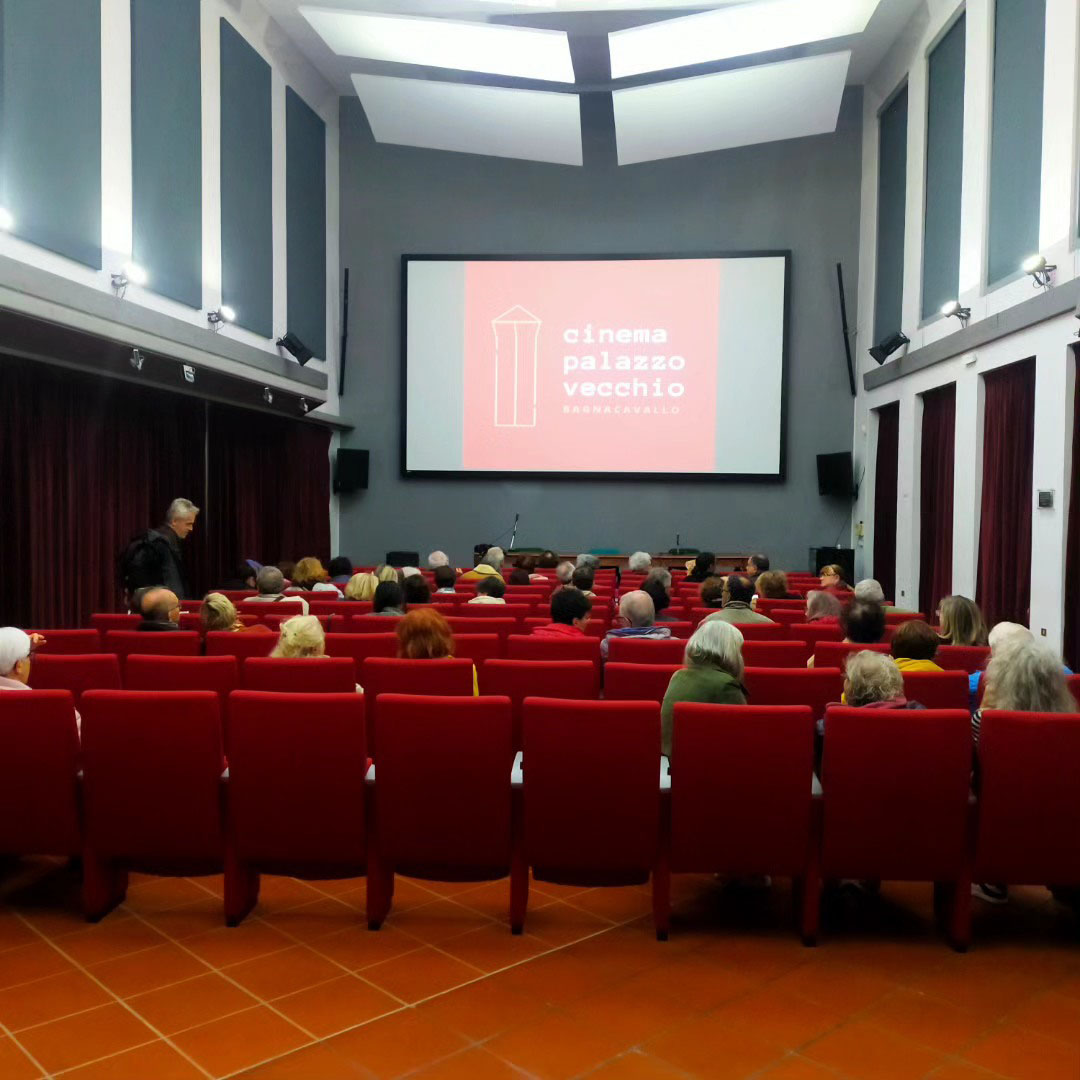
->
352;73;583;165
302;7;575;82
613;51;851;165
609;0;880;79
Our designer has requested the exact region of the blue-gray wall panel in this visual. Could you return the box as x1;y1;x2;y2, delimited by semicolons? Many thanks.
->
922;15;965;320
286;88;326;360
219;18;272;337
131;0;202;308
874;87;908;341
987;0;1045;286
0;0;101;268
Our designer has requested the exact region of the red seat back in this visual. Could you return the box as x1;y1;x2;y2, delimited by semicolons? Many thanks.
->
345;615;403;633
1070;675;1080;709
28;654;122;703
80;691;224;860
124;655;238;702
660;621;693;639
742;667;844;720
446;617;516;638
227;692;367;865
604;663;680;704
204;631;277;659
324;632;399;667
820;707;971;879
670;704;815;874
901;670;969;710
451;634;504;664
936;645;991;674
507;634;601;668
768;610;806;629
479;660;598;747
104;631;201;659
0;691;81;854
743;641;811;668
28;630;101;654
885;611;927;625
90;614;140;635
974;710;1080;885
814;641;890;668
522;699;660;877
606;637;686;665
243;657;356;693
730;622;788;641
374;695;513;870
791;623;844;650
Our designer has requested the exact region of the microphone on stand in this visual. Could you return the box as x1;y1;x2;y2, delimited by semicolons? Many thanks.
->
510;513;519;552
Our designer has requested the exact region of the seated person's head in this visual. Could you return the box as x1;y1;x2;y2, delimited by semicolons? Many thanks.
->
982;635;1076;713
987;621;1032;654
551;586;592;627
643;567;673;591
571;567;595;593
538;551;559;569
427;550;449;568
628;551;652;573
230;563;257;589
618;590;655;628
723;575;755;606
576;553;600;572
805;590;843;621
257;566;286;595
690;552;715;578
747;553;769;576
402;576;431;605
130;584;156;616
144;588;180;624
819;563;847;588
271;614;326;658
476;576;507;600
684;620;744;679
890;619;939;662
373;581;405;613
508;568;531;585
641;578;670;617
483;546;505;570
328;556;353;580
292;557;329;588
374;564;399;583
201;592;239;633
276;560;295;582
515;555;538;573
396;608;454;659
937;595;989;646
699;576;726;607
0;627;32;684
854;578;886;604
755;571;789;599
433;565;457;591
844;651;904;707
556;561;575;584
841;599;886;644
345;572;379;601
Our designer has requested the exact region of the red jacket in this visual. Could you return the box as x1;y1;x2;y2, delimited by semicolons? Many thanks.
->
531;622;585;638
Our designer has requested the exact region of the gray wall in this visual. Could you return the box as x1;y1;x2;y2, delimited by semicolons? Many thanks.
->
337;90;863;570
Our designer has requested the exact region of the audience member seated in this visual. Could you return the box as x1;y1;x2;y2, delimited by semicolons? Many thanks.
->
937;595;989;647
538;551;559;573
427;550;450;568
200;593;272;635
841;651;922;711
468;577;507;604
249;567;309;613
628;550;652;574
396;609;479;693
0;628;33;691
966;622;1072;706
271;614;326;657
402;576;432;606
703;575;774;626
818;564;853;595
532;587;592;637
555;561;575;585
371;581;406;616
699;577;726;608
808;598;885;667
601;591;671;660
460;547;504;583
890;620;944;672
852;578;910;613
138;588;181;631
686;551;716;583
221;563;258;590
433;566;458;593
755;570;797;601
805;590;843;623
345;572;379;601
660;621;747;757
746;553;769;578
289;557;343;597
374;564;399;584
328;556;354;586
576;553;600;572
128;584;156;617
276;561;296;588
571;567;597;599
401;566;422;580
642;569;677;623
508;568;532;586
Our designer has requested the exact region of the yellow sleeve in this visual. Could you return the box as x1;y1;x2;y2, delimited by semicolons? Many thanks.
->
473;664;479;696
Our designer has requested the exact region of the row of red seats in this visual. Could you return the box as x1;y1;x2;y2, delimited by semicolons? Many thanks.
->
3;691;1075;948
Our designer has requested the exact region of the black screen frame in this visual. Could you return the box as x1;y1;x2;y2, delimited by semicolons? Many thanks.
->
400;251;792;483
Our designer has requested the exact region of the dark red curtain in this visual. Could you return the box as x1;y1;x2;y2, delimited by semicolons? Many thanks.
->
873;403;899;604
1063;361;1080;669
977;358;1036;628
919;384;956;618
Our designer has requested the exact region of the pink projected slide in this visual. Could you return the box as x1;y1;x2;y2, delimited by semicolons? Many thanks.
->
462;260;723;473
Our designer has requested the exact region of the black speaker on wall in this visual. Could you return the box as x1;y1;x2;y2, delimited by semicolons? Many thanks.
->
810;546;855;585
334;449;369;493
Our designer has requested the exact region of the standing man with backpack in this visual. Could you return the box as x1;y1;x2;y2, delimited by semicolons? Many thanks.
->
120;498;200;605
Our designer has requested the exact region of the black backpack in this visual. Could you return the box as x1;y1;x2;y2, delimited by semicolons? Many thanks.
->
118;531;159;595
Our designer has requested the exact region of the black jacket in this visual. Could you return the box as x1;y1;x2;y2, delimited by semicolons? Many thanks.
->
129;527;192;600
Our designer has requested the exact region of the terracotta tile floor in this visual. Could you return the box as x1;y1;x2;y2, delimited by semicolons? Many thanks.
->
1;860;1078;1078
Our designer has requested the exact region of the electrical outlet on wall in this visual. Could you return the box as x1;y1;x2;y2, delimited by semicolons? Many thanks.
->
1041;628;1047;636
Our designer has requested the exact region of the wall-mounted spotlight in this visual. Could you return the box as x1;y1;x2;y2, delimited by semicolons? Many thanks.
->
129;348;144;372
276;331;315;367
110;262;148;297
262;386;274;405
940;300;971;328
1022;253;1056;289
0;207;14;231
182;364;196;384
869;331;909;366
299;397;310;414
207;305;236;330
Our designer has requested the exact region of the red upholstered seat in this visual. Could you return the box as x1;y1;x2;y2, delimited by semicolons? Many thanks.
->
742;667;844;721
665;704;819;942
885;611;927;624
1070;675;1080;709
518;698;665;938
263;613;332;631
124;655;238;703
204;631;277;660
90;614;140;635
451;634;504;664
730;622;789;641
346;615;404;633
901;670;969;710
242;657;356;693
479;660;599;747
659;621;693;639
224;692;368;925
0;691;81;857
743;641;812;668
104;630;201;660
446;617;516;639
79;691;225;920
27;629;101;654
814;642;890;669
819;706;972;949
604;663;680;705
765;610;806;629
791;623;845;650
28;654;122;704
506;634;601;670
324;632;399;668
606;637;686;666
367;695;517;930
936;645;991;674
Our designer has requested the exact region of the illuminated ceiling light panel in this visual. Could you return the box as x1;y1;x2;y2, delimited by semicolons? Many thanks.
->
352;74;583;165
609;0;880;79
302;7;575;82
613;51;851;165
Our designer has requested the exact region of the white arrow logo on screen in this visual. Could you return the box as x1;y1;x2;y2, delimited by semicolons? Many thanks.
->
492;305;540;428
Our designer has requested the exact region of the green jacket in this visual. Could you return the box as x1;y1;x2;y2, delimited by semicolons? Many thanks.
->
660;666;748;756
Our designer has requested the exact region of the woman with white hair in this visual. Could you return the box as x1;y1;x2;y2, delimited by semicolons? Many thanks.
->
271;615;362;691
841;651;917;710
660;621;747;757
555;561;575;586
0;628;34;690
627;551;652;574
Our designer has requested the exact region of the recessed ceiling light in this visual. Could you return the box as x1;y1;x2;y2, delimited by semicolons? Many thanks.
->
0;207;13;231
609;0;881;79
301;7;575;83
123;262;149;287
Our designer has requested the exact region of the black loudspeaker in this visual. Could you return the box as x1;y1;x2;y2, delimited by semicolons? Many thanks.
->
810;546;855;584
386;551;419;566
334;449;369;493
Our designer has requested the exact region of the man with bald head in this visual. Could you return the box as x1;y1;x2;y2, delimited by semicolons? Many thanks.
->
136;588;181;631
600;590;672;661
